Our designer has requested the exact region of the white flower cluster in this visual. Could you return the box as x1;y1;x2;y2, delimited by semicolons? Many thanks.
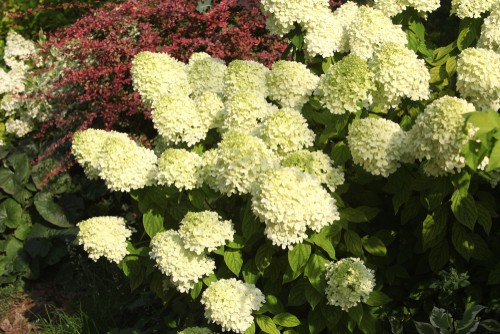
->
187;52;226;97
179;211;235;255
348;117;408;177
456;47;500;111
72;129;157;191
451;0;497;18
374;0;440;17
251;167;340;249
325;258;375;311
157;148;204;190
150;230;216;293
267;60;319;110
407;96;476;176
370;43;430;108
5;119;33;138
200;278;265;333
178;327;216;334
478;5;500;52
315;55;374;114
281;150;345;192
77;216;132;263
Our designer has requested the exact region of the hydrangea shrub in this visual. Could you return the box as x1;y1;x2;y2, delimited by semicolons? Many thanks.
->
70;0;500;332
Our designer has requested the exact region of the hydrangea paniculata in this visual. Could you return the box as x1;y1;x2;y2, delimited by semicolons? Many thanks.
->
157;148;204;190
478;5;500;52
77;216;132;263
451;0;497;18
325;258;375;311
200;278;265;333
187;52;227;98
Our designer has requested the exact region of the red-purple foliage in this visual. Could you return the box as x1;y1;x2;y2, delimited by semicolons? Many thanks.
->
32;0;287;181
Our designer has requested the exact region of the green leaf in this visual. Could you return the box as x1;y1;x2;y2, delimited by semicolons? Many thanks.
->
0;198;24;229
188;189;206;209
224;249;243;276
365;290;392;307
487;141;500;171
429;307;453;331
308;307;327;334
452;222;474;261
488;263;500;285
288;280;307;306
362;236;386;257
320;303;341;328
143;210;164;238
466;110;500;136
359;310;377;334
241;202;261;239
5;237;23;258
456;305;485;333
480;319;500;332
305;282;324;309
445;56;457;76
340;206;380;223
414;321;439;334
196;0;212;13
304;253;328;292
273;313;301;327
330;141;351;166
255;243;276;273
262;295;285;315
309;233;335;259
457;18;481;50
0;168;24;196
244;322;256;334
429;240;449;273
121;257;145;291
34;192;72;228
476;204;492;235
190;280;203;299
256;315;280;334
345;230;364;257
288;243;311;273
348;303;363;325
421;212;446;250
8;153;31;184
451;191;477;230
227;234;245;249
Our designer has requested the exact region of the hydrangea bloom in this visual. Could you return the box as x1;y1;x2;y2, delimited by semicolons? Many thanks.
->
315;54;374;114
150;230;215;293
347;6;408;59
200;149;219;190
72;129;130;180
456;47;500;111
325;258;375;311
251;167;339;248
266;60;319;110
408;96;476;176
224;60;269;98
77;216;132;264
179;211;235;255
91;134;157;192
188;52;227;97
407;0;441;12
157;149;204;190
478;6;500;52
5;119;33;138
330;2;360;54
3;30;36;69
451;0;497;18
370;43;430;108
303;9;342;58
152;93;209;146
200;278;265;333
208;131;280;195
374;0;407;17
195;92;225;130
257;108;315;154
131;51;191;104
178;327;216;334
282;150;345;192
348;117;408;177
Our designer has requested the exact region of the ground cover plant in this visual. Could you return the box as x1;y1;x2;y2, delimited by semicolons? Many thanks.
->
68;0;500;332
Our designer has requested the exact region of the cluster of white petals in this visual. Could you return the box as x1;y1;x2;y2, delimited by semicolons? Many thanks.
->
478;6;500;52
374;0;440;17
207;131;279;195
150;230;215;293
347;6;408;60
408;0;441;13
72;129;157;191
266;60;319;110
303;9;340;58
330;2;360;53
178;327;216;334
131;51;191;104
316;54;374;114
195;92;225;129
5;119;33;137
325;258;375;311
179;211;235;255
451;0;497;18
281;150;345;192
224;60;269;98
157;148;204;190
348;117;408;177
3;30;36;69
77;216;132;263
152;93;209;146
408;96;476;176
251;167;339;248
257;108;315;154
456;47;500;111
188;52;226;97
200;278;265;333
370;43;430;108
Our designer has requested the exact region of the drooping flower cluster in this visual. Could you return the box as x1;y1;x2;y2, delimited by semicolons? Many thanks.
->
348;117;408;177
325;258;375;311
251;167;340;248
77;216;133;263
157;148;204;190
178;211;235;255
200;278;265;333
456;47;500;111
72;129;158;191
451;0;497;18
478;5;500;52
408;96;476;176
150;230;216;293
